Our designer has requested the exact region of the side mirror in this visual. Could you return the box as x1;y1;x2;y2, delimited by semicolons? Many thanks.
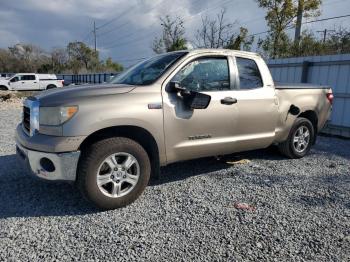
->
183;92;211;110
167;81;211;109
166;81;187;93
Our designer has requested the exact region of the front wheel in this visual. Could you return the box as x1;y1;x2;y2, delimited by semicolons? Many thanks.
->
278;117;315;159
77;137;151;210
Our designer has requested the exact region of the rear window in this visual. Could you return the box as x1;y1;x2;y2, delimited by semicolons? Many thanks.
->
236;57;263;89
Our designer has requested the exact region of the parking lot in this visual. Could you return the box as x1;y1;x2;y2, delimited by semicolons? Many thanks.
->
0;102;349;261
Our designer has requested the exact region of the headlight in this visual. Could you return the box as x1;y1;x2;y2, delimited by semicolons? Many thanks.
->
39;106;78;126
29;100;39;136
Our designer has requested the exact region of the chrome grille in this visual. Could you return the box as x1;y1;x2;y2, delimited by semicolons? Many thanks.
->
23;106;30;134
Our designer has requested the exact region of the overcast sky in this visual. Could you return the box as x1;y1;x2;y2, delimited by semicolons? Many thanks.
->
0;0;349;65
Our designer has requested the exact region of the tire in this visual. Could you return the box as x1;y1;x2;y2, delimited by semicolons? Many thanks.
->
46;84;56;89
77;137;151;210
0;86;8;91
278;117;315;159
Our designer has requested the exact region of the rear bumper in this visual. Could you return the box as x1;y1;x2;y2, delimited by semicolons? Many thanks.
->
16;142;80;181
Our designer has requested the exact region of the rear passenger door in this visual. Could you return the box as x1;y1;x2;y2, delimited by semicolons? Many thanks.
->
230;56;279;151
21;75;38;90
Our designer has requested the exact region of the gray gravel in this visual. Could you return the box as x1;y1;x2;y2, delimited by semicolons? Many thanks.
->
0;104;349;261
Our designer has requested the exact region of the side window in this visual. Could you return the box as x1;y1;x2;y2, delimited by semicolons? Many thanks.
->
236;57;263;89
172;57;230;92
10;76;19;82
22;75;35;81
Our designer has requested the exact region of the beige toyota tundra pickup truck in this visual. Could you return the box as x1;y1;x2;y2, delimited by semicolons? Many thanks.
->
16;49;333;209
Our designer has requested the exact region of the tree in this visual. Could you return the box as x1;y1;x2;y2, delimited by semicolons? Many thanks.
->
152;16;187;54
325;27;350;54
7;44;50;72
257;26;350;58
104;57;124;72
226;27;254;51
51;48;68;73
67;41;98;73
195;9;253;51
256;0;322;58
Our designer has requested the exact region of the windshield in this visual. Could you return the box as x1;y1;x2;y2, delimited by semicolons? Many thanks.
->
111;52;188;85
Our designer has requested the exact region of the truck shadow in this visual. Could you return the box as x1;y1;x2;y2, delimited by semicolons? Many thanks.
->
0;138;348;218
0;149;274;218
150;146;284;186
0;154;98;218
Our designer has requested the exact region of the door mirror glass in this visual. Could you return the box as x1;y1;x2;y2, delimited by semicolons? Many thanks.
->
183;91;211;109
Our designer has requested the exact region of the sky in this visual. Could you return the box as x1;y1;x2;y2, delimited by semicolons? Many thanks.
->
0;0;350;66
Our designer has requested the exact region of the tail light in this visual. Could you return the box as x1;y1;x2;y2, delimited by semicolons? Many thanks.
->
60;80;64;86
326;89;334;105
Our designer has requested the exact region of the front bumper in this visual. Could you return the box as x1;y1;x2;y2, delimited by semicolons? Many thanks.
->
16;124;86;153
16;142;80;181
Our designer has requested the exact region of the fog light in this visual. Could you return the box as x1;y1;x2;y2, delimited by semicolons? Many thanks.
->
40;157;55;172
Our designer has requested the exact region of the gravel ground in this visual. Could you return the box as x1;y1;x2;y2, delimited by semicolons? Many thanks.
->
0;103;349;261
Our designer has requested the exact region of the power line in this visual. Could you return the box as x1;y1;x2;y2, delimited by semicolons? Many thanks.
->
98;0;207;44
317;29;336;43
96;2;141;30
97;0;168;36
248;13;350;38
303;14;350;24
102;0;235;50
113;12;350;64
81;29;93;42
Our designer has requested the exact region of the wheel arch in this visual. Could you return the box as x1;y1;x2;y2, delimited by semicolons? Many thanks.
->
79;125;160;179
47;84;57;89
298;110;318;132
298;110;318;144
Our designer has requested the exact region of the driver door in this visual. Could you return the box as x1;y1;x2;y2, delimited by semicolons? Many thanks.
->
162;55;239;164
9;76;21;90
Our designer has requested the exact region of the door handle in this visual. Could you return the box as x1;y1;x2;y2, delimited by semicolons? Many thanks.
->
21;82;25;84
221;97;237;105
33;82;37;83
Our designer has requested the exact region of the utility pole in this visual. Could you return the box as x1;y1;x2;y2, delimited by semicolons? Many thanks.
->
317;29;335;43
93;21;97;52
294;0;304;45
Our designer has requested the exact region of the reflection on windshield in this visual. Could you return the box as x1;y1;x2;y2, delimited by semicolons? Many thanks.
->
111;52;187;85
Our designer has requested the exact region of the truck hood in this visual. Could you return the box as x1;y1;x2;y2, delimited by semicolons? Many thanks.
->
35;84;136;106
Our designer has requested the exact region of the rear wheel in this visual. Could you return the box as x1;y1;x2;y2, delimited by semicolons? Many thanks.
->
77;137;151;210
278;117;314;158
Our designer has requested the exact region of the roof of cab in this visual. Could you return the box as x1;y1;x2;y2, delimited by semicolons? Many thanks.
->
170;48;261;58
